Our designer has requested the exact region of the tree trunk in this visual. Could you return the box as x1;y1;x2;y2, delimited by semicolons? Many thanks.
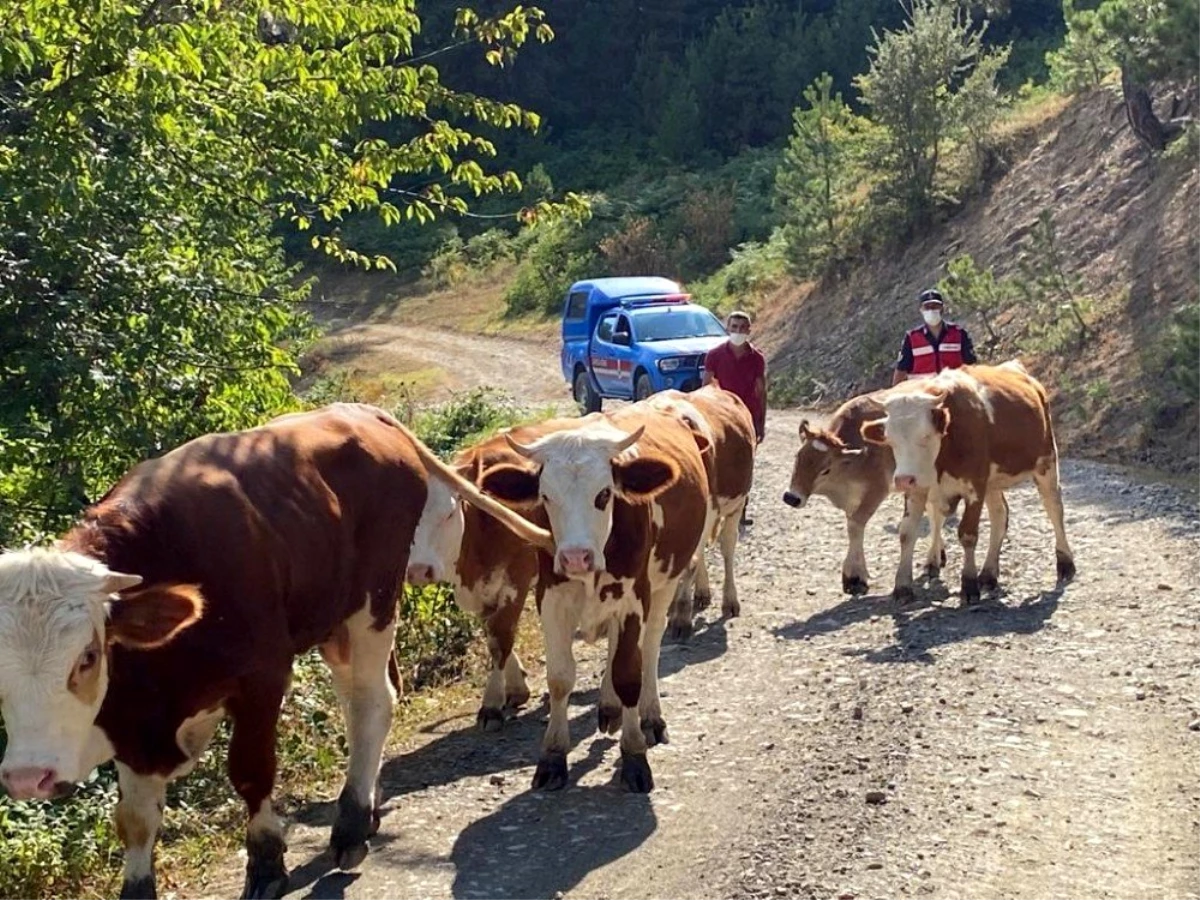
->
1121;68;1166;154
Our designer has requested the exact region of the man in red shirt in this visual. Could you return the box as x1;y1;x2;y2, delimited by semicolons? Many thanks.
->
703;310;767;525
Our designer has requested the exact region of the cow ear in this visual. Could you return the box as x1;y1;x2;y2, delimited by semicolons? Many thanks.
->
931;406;952;436
454;455;481;485
479;463;541;509
107;583;204;649
860;418;888;445
613;456;679;503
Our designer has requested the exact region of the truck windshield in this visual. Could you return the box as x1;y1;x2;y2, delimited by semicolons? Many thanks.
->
633;308;726;342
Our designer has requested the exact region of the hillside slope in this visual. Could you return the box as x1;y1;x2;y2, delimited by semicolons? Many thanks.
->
756;86;1198;474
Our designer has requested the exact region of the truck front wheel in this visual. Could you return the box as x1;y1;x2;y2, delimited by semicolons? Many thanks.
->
574;368;602;414
634;371;654;401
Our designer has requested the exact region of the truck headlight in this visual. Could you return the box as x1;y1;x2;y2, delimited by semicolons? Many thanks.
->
657;357;684;372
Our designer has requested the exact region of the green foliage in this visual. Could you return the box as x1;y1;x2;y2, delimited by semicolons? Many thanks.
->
689;235;789;315
939;254;1019;346
1096;0;1200;82
855;0;1012;226
1162;303;1200;401
0;0;585;547
1046;0;1118;91
1015;210;1094;351
776;73;870;274
409;387;529;459
767;365;829;407
504;215;603;317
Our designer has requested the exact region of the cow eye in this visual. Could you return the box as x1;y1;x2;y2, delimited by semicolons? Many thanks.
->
77;647;99;673
819;467;832;477
595;488;612;509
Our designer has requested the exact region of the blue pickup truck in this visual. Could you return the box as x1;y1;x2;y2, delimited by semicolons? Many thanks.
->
560;276;729;412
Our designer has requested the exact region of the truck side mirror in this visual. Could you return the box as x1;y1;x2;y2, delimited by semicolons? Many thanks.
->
613;332;631;347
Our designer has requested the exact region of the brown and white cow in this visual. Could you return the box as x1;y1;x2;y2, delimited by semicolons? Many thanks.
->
781;391;898;595
860;362;1077;603
406;416;585;730
645;386;755;638
477;404;710;793
0;403;552;900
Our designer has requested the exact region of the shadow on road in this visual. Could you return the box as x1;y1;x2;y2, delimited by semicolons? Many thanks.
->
772;581;1063;664
279;618;729;897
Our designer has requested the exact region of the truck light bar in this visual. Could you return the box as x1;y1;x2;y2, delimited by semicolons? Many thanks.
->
619;293;692;308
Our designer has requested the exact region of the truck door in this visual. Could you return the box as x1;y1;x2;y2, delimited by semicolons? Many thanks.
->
609;314;636;396
590;312;621;394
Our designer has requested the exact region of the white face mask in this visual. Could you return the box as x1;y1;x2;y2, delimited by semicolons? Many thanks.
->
729;333;749;346
922;309;942;327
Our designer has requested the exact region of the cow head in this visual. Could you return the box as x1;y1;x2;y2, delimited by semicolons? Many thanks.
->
860;391;952;493
782;419;866;509
479;422;678;578
0;549;203;799
406;469;466;587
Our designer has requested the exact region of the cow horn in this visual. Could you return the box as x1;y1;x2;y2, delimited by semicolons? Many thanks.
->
615;425;645;452
504;433;537;458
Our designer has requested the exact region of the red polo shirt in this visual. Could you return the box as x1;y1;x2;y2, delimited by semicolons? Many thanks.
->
704;341;766;438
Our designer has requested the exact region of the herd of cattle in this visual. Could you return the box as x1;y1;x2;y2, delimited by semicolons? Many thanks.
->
0;361;1075;899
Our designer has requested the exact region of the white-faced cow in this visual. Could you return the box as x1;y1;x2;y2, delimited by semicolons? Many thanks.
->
860;362;1076;603
0;403;552;900
645;386;755;638
782;395;974;594
477;405;710;793
406;416;584;730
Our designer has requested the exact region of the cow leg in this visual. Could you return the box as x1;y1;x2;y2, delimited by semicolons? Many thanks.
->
228;674;290;900
980;490;1009;592
478;597;526;731
958;499;985;604
1033;458;1076;583
598;617;622;735
925;499;947;580
842;488;884;595
613;613;653;793
639;587;671;747
693;502;723;612
330;604;398;871
115;764;166;900
666;562;697;641
533;588;580;791
893;488;928;602
719;509;741;618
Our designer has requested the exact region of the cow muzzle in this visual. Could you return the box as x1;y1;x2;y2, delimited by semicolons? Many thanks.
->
556;548;596;577
781;491;806;509
1;765;60;801
894;475;918;493
406;562;437;586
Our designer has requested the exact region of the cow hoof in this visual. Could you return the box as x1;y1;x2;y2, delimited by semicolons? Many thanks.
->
923;564;941;581
335;841;369;872
961;576;981;605
979;569;999;592
597;704;622;735
504;686;531;710
619;753;654;793
331;786;373;864
532;752;568;791
692;588;713;612
477;706;505;732
241;874;289;900
242;832;288;899
1057;552;1077;584
641;716;669;747
843;575;869;596
893;584;915;604
665;619;694;643
721;599;741;619
119;876;158;900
